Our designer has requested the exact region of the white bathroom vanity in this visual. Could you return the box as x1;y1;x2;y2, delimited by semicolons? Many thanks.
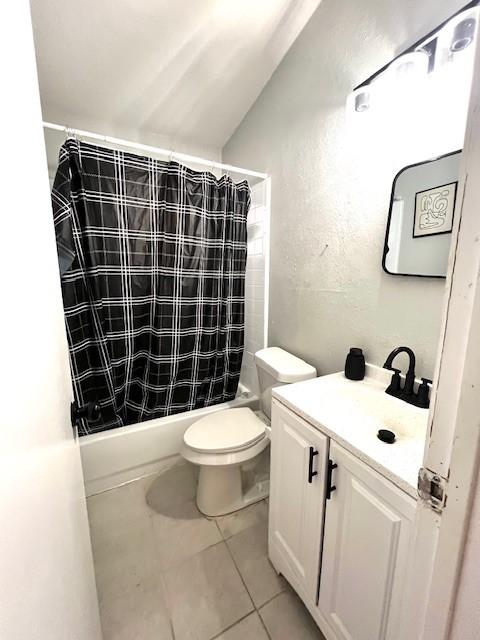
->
269;364;428;640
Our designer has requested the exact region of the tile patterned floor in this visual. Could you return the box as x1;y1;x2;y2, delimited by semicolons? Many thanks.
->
87;462;325;640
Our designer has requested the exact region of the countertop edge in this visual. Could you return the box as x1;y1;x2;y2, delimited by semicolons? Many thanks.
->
272;391;418;501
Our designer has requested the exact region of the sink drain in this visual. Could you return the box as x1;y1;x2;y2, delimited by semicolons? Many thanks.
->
377;429;396;444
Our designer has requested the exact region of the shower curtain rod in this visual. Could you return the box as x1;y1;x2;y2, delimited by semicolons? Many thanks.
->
42;121;268;180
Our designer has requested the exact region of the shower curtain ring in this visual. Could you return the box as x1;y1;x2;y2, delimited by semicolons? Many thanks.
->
66;127;77;141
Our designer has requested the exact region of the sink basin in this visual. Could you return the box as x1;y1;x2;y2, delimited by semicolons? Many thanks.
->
315;374;428;440
272;363;429;497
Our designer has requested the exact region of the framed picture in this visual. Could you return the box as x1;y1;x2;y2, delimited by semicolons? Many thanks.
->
413;181;457;238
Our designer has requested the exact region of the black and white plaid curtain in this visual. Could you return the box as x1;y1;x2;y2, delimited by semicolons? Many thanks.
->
52;139;250;435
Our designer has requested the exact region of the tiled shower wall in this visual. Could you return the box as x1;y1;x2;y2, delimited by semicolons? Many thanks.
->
240;179;269;396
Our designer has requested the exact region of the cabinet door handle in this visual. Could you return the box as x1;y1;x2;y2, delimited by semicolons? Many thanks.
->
308;446;319;483
326;460;338;499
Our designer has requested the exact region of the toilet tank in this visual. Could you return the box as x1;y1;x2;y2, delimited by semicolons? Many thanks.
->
254;347;317;419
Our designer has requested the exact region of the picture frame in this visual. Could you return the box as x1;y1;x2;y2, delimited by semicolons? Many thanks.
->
413;181;457;238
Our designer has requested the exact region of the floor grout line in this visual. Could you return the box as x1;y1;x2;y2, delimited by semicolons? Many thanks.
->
257;609;272;640
92;465;289;640
160;535;259;640
169;618;176;640
87;471;160;498
209;610;258;640
156;533;257;638
257;589;286;612
223;536;256;612
214;518;226;541
156;537;227;574
221;533;273;640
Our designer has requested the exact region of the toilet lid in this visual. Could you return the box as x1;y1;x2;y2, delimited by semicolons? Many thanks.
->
184;408;266;454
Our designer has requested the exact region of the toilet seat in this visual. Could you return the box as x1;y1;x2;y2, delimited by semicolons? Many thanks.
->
183;407;266;454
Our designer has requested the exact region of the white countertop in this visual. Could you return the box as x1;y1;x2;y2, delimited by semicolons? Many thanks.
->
272;364;429;499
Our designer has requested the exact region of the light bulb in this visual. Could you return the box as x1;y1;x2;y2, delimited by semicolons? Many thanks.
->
450;17;476;52
355;90;370;112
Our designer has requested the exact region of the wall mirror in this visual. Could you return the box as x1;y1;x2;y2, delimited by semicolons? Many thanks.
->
350;2;478;279
383;150;461;278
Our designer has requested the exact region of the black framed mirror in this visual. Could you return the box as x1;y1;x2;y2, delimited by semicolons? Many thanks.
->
383;150;462;278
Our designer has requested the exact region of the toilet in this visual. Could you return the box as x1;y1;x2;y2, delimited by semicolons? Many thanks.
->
181;347;317;516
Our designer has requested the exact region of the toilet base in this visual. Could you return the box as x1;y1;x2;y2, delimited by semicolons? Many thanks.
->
196;455;269;517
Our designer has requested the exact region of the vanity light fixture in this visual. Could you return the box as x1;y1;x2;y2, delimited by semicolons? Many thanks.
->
450;17;477;51
351;0;479;113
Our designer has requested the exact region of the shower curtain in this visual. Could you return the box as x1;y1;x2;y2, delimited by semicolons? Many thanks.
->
51;139;250;435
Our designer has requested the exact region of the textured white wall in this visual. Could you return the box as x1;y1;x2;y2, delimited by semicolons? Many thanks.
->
223;0;467;378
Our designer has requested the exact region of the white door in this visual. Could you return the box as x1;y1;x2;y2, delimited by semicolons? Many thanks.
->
318;443;415;640
268;400;328;601
0;3;102;640
398;32;480;640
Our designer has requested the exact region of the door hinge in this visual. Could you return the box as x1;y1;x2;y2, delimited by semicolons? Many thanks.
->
417;467;447;513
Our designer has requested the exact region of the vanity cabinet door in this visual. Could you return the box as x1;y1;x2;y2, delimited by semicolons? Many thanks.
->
268;399;328;602
318;442;415;640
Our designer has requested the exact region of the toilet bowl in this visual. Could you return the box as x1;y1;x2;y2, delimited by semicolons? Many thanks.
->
181;407;270;517
181;347;317;517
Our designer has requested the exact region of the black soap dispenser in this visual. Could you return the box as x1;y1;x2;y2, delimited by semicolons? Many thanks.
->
345;347;365;381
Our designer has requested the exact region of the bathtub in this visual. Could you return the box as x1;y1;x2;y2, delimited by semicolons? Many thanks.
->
80;384;259;496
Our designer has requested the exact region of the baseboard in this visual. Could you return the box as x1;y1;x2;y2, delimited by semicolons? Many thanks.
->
84;454;181;496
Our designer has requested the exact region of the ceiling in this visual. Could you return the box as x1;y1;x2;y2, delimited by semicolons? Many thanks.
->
30;0;321;152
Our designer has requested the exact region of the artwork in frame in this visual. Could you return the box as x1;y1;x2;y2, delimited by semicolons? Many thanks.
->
413;181;458;238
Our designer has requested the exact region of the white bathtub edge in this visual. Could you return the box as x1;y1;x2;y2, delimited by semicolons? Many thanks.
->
80;393;259;496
